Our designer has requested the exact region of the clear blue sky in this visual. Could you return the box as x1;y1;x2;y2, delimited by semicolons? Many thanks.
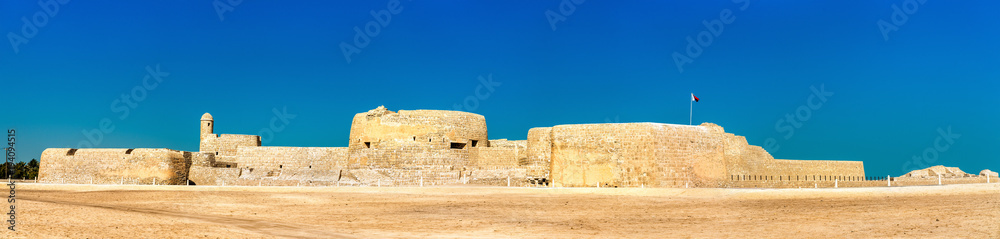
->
1;1;997;176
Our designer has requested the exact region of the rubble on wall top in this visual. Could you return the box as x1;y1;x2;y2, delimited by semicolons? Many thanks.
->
366;105;396;117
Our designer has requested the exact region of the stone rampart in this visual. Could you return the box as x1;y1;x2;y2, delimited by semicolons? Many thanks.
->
348;106;488;151
201;134;261;163
39;148;191;185
548;122;864;188
526;127;552;180
39;107;885;189
549;123;725;188
234;146;347;171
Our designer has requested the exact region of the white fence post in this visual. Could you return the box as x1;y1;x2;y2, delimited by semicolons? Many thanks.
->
887;175;891;187
938;175;941;185
835;179;838;188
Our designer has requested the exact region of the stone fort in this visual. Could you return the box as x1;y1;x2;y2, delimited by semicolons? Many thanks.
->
39;106;872;188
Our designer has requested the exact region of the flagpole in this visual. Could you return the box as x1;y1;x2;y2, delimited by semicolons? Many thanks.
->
689;97;693;125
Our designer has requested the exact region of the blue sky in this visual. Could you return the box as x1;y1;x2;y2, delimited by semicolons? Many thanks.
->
1;0;997;176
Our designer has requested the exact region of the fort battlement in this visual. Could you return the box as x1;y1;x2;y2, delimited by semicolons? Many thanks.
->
38;106;892;188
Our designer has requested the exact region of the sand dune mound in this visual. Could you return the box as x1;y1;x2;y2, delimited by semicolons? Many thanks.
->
980;169;998;177
900;165;976;179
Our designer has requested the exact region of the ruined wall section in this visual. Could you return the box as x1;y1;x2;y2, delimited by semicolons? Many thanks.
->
39;148;191;185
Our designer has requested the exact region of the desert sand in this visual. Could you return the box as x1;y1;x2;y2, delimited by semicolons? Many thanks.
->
4;183;999;238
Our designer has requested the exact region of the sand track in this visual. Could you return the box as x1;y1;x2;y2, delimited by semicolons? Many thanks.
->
20;196;355;238
4;183;999;238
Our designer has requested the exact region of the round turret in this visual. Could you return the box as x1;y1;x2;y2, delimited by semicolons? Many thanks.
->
200;112;214;141
348;107;487;150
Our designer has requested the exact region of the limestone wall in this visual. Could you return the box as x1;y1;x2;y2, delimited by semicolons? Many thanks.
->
348;107;488;150
348;139;470;185
549;123;723;188
187;165;240;186
719;130;864;184
469;147;519;167
201;134;261;163
38;148;191;185
547;122;864;188
38;109;877;189
233;146;347;171
525;127;552;181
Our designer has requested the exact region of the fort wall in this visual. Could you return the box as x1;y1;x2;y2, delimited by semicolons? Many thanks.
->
38;148;191;185
547;123;863;188
200;134;261;163
526;127;552;180
348;107;488;151
549;123;725;188
39;107;879;189
469;147;519;167
234;146;347;171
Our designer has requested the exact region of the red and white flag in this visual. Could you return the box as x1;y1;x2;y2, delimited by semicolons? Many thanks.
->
691;93;699;102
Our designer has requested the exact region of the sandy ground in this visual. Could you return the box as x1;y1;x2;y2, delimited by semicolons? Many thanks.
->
2;183;998;238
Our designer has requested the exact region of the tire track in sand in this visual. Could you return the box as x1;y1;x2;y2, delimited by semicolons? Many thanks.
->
20;196;357;239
